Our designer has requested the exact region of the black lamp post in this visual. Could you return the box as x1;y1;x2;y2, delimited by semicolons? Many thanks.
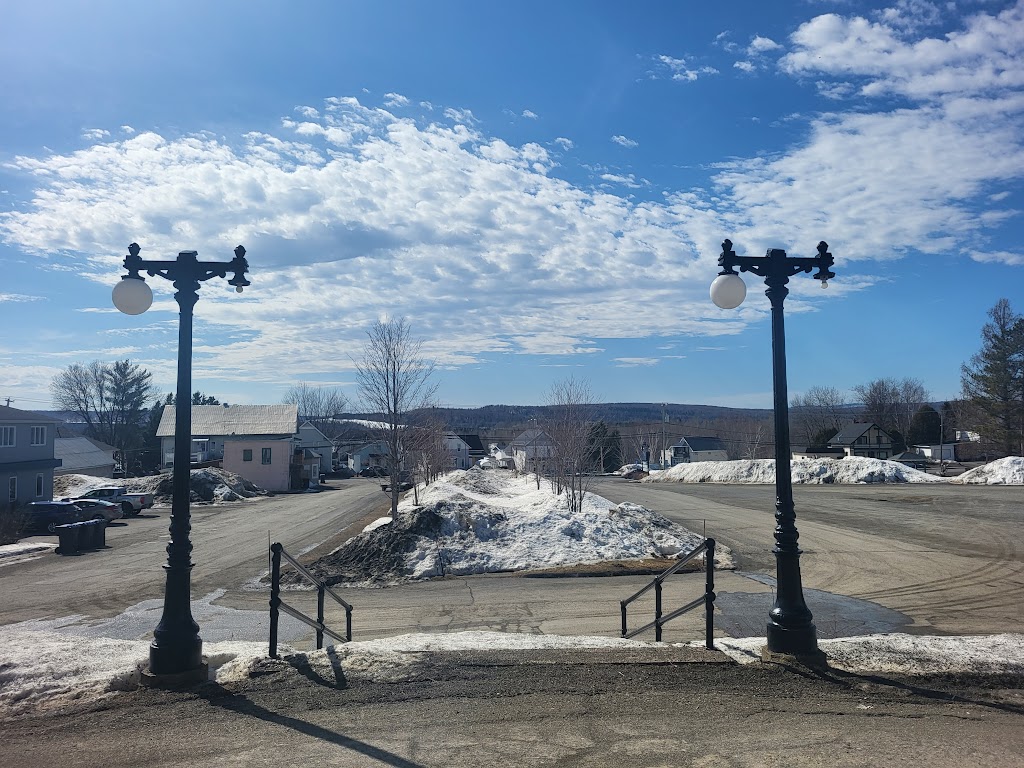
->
112;242;250;682
710;239;834;661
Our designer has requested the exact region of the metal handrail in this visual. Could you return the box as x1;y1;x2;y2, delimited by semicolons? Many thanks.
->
269;542;353;658
620;538;716;648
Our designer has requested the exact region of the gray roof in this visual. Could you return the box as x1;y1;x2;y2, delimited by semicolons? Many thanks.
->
156;404;298;438
828;422;892;445
0;405;63;424
54;436;116;472
512;428;553;446
675;436;727;452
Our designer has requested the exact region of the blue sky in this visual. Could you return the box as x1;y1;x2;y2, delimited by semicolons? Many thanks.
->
1;0;1023;411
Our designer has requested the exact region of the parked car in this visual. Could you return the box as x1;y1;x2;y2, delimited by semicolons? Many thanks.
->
63;498;123;524
358;466;388;478
76;486;154;517
334;467;356;479
24;501;85;534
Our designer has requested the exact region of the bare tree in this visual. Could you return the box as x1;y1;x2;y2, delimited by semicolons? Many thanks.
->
282;382;349;439
355;318;437;516
790;385;847;447
852;377;929;450
51;359;153;463
544;377;598;516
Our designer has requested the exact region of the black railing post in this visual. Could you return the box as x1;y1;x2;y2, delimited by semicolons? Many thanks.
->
316;586;326;650
346;606;352;642
705;538;716;650
655;580;663;642
620;600;628;638
269;542;282;659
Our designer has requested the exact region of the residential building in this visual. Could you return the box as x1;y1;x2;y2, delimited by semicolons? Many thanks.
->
666;436;729;465
297;421;333;474
222;437;293;492
827;422;894;459
488;443;515;469
444;434;473;470
457;434;486;465
511;429;554;473
0;405;62;505
156;404;298;468
54;436;116;478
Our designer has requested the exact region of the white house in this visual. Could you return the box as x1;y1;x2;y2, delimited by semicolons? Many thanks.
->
510;429;554;473
444;434;473;470
914;443;956;462
667;436;729;465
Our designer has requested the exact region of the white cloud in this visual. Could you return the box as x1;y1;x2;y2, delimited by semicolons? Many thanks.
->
610;135;638;148
119;125;135;135
600;173;643;188
614;358;659;367
554;137;574;150
734;61;756;73
444;107;477;123
747;36;782;55
0;293;42;303
655;55;719;82
81;129;109;141
521;109;539;119
383;92;410;108
968;249;1024;266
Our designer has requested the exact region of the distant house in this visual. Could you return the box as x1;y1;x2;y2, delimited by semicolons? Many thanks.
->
156;404;299;468
891;451;929;469
827;422;894;459
510;429;554;473
0;405;62;505
913;443;955;462
297;421;333;474
444;434;473;470
349;442;390;474
54;436;116;478
667;436;729;465
488;443;515;469
457;434;486;465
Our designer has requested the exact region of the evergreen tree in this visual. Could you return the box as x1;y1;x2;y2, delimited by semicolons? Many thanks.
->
907;405;941;447
960;299;1024;456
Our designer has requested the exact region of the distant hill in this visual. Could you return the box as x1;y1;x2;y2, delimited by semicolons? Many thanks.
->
340;402;775;441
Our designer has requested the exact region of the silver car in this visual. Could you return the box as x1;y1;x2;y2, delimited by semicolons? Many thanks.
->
64;498;123;523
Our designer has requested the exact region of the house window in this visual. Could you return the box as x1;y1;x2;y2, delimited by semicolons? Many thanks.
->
262;448;272;465
30;426;46;446
243;449;253;462
8;477;15;503
35;473;44;497
0;427;14;447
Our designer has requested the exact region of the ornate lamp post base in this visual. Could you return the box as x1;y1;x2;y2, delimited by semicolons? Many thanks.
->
139;661;210;689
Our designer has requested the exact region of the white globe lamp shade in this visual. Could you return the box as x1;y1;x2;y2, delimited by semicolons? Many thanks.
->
112;276;153;315
710;273;746;309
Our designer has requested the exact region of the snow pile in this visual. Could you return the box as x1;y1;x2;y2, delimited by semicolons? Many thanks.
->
617;463;643;475
293;468;728;587
54;468;267;503
951;456;1024;485
644;456;942;485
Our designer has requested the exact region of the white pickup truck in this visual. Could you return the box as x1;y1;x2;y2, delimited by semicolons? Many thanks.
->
77;486;155;517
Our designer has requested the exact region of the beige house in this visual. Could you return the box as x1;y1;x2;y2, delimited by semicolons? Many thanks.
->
221;437;294;492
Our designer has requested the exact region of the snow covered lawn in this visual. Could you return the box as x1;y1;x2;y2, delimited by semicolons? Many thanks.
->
641;456;943;484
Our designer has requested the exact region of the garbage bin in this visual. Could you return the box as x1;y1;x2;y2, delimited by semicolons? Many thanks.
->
54;523;80;555
94;519;108;548
81;520;102;549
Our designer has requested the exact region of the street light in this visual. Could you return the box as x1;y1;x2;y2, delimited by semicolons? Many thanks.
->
112;242;250;683
710;238;833;662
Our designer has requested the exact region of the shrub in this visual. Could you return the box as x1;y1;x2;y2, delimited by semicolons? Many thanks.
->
0;502;27;545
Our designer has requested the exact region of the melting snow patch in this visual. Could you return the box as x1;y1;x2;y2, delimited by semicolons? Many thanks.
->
951;456;1024;485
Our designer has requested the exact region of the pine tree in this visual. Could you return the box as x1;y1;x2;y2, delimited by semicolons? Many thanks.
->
960;299;1024;456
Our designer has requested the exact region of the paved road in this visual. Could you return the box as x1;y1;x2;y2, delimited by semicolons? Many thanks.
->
592;479;1024;636
0;479;389;626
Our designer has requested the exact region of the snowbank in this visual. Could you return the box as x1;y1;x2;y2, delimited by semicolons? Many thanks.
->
294;468;729;587
643;456;942;485
951;456;1024;485
54;468;267;503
